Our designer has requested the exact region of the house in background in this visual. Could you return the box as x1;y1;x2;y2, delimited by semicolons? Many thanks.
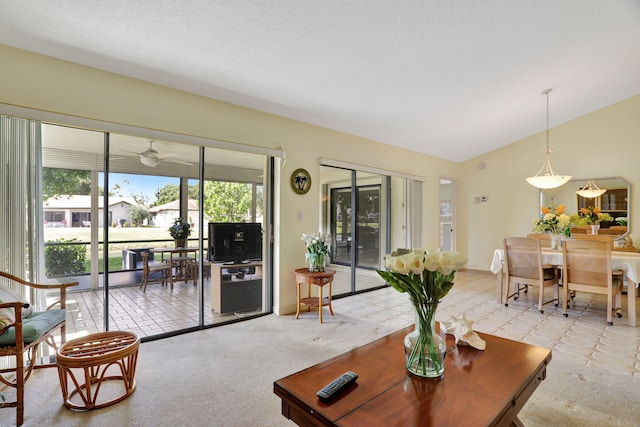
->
43;195;140;227
149;199;199;228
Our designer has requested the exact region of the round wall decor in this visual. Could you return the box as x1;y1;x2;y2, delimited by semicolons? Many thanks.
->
291;168;311;194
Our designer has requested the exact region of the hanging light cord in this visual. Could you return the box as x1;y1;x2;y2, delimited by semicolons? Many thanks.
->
531;88;556;177
525;87;571;189
544;88;551;156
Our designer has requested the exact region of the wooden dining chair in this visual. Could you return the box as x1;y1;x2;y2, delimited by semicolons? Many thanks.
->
561;239;624;325
572;234;615;249
598;228;626;236
140;252;171;292
570;226;589;235
503;237;559;313
526;233;551;248
609;225;628;233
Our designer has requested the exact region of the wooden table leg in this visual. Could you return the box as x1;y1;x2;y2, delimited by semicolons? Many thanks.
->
169;253;175;289
318;284;323;324
628;279;637;327
496;265;503;304
328;279;334;316
295;282;301;319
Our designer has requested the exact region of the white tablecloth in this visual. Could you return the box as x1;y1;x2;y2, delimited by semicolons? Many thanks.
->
491;248;640;284
491;248;639;326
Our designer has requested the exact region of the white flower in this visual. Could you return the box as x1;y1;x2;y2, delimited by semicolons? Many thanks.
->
301;232;331;256
406;252;425;275
424;251;442;272
377;248;467;303
389;255;411;274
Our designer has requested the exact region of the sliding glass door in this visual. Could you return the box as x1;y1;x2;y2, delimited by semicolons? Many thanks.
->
320;166;409;296
36;121;271;340
330;183;381;270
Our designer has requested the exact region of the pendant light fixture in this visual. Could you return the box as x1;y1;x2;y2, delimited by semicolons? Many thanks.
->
576;180;606;198
525;88;571;189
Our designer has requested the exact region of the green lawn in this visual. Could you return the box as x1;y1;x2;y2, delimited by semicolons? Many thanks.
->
44;226;205;273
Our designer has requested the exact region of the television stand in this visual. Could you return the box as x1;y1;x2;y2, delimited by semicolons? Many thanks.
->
223;260;249;265
211;261;262;315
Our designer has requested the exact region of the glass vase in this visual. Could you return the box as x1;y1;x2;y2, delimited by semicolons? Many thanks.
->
591;224;600;235
307;252;326;272
404;301;447;378
550;233;562;251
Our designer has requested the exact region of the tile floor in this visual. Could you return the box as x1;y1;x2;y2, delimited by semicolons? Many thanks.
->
59;268;640;378
59;264;384;340
331;269;640;377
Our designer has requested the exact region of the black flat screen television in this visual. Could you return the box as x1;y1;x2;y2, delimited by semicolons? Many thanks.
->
208;222;262;264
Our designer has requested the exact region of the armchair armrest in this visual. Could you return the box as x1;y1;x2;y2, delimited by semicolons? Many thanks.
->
0;300;29;337
1;273;77;311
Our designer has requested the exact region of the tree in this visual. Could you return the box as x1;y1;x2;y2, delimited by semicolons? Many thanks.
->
153;184;180;206
188;183;200;200
203;181;252;222
128;205;150;227
42;168;91;200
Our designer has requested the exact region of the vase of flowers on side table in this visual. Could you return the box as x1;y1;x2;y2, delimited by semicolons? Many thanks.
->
169;217;191;248
377;249;466;378
302;232;331;272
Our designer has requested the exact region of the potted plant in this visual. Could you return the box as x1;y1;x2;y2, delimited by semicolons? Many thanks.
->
169;217;191;248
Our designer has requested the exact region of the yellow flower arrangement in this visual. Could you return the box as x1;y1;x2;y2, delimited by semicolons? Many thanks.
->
533;204;575;235
579;206;613;225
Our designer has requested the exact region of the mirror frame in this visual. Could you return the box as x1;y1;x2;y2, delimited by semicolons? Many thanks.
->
539;176;631;233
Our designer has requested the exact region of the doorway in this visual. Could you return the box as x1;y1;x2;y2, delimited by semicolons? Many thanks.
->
439;178;455;251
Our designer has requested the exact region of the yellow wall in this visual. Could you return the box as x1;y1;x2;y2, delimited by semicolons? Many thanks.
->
3;44;639;312
461;95;640;270
0;44;460;314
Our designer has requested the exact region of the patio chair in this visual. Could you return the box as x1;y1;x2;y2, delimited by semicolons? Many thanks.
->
140;252;171;292
0;271;77;426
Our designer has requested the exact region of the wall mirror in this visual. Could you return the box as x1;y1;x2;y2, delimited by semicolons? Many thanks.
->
539;177;630;231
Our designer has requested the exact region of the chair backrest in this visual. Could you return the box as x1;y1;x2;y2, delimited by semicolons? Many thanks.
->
526;233;551;248
570;227;588;235
141;252;151;274
572;234;615;249
598;228;626;236
562;239;612;289
503;237;544;280
609;225;628;232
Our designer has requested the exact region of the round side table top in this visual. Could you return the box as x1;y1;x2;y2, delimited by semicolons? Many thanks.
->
57;331;139;364
294;268;336;278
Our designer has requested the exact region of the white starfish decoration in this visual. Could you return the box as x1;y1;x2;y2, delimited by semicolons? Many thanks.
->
441;314;486;351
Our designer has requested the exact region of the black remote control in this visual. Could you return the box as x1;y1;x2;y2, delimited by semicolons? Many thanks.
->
316;371;358;400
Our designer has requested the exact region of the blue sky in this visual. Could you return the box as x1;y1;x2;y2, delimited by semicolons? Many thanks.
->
102;173;179;204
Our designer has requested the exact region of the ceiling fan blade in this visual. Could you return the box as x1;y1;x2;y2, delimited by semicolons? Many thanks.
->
115;148;143;156
163;158;194;166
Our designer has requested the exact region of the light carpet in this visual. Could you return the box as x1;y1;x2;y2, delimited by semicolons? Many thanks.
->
1;312;638;426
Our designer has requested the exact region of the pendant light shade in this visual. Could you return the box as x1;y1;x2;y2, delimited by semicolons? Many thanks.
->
576;180;606;198
525;89;571;189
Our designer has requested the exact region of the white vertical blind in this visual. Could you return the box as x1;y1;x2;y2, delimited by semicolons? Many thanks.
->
0;115;43;285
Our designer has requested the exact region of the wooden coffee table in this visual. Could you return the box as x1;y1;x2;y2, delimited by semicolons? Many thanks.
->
274;325;551;426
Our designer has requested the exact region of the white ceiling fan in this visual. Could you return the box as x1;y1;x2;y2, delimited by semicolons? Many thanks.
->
119;140;193;167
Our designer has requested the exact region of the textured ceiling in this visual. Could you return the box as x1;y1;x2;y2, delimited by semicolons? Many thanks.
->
1;0;639;162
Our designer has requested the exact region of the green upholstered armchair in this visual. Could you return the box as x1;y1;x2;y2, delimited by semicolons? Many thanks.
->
0;271;77;426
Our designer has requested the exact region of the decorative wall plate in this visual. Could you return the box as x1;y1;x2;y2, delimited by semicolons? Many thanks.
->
291;168;311;194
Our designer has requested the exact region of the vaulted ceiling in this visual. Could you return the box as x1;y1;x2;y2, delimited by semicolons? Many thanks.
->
1;1;639;162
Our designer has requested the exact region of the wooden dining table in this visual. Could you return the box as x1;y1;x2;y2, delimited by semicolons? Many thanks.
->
491;247;640;326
